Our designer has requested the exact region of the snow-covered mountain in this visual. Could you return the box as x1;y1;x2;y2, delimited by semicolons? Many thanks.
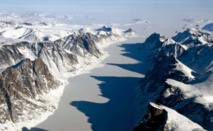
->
135;103;205;131
203;23;213;32
135;27;213;130
0;21;136;130
0;58;60;124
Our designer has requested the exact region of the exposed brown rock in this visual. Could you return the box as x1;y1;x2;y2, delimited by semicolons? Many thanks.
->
0;58;60;123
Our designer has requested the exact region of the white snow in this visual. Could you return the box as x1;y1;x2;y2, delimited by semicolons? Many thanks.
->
1;27;33;39
0;22;136;45
79;27;96;34
0;68;6;74
179;44;189;50
150;102;205;131
163;38;176;46
175;59;195;79
17;47;36;61
111;28;123;36
44;30;71;41
166;75;213;111
198;37;208;45
0;26;73;42
96;26;127;37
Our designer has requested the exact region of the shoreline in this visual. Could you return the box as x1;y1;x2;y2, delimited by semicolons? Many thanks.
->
35;36;144;131
0;37;130;131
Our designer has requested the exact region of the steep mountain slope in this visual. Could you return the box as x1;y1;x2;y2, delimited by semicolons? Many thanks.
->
135;103;205;131
0;26;33;39
0;41;78;76
0;26;130;75
0;24;134;130
135;27;213;130
0;58;60;130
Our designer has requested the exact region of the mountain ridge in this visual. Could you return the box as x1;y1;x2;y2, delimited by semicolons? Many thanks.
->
135;27;213;130
0;24;136;131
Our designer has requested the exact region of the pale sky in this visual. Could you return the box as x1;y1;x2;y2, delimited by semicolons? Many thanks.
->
0;0;212;13
0;0;142;12
0;0;212;24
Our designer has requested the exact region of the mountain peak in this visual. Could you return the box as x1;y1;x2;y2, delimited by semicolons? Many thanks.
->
203;23;213;32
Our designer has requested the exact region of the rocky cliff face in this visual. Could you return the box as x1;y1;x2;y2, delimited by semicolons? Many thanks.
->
54;33;102;58
0;31;123;75
0;42;25;68
136;28;213;130
135;103;205;131
0;58;60;124
0;26;129;130
0;41;79;77
134;103;167;131
54;28;125;58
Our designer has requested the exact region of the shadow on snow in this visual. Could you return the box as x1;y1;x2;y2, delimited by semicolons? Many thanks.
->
71;76;141;131
70;42;149;131
22;127;47;131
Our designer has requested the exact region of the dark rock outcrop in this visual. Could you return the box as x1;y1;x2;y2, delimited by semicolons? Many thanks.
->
124;28;133;33
0;42;25;67
96;26;112;32
54;32;119;58
54;33;101;58
0;58;60;123
134;103;167;131
203;23;213;32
